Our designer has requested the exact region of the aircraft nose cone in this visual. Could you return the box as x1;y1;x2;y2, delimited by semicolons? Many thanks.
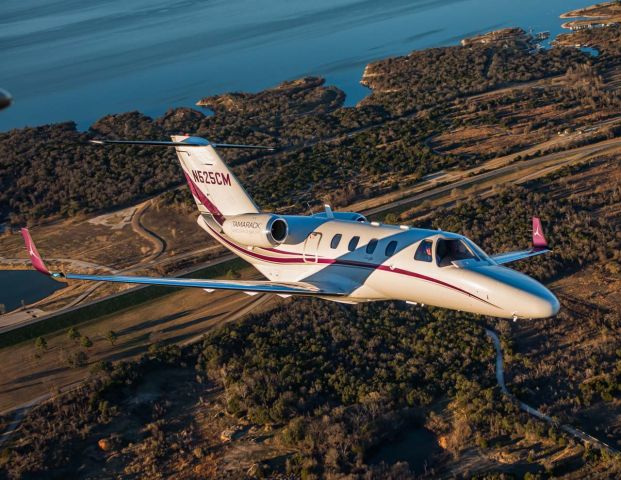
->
548;293;561;316
529;288;559;318
474;266;561;319
516;285;560;319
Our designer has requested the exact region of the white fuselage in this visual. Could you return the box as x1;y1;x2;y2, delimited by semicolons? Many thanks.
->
198;214;559;320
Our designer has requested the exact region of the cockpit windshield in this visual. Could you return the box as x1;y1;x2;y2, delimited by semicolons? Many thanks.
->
436;238;479;267
463;238;493;263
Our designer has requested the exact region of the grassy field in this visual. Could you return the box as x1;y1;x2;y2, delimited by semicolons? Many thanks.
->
0;257;245;349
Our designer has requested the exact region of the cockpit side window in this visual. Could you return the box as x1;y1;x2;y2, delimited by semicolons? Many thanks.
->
436;239;478;267
414;240;433;262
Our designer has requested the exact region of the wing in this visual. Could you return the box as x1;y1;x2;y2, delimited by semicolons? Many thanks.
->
20;228;343;297
490;217;551;265
490;248;549;265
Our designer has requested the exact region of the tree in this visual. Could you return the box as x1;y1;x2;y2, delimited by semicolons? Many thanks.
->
226;268;241;279
34;336;48;360
105;330;118;345
67;351;88;368
67;327;81;343
34;336;47;352
384;213;398;224
81;336;93;348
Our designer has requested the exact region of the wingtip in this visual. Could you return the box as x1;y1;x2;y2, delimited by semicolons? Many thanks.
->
20;228;51;276
532;216;548;249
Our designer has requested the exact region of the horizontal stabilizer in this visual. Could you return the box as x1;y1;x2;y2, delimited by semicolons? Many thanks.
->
89;138;274;150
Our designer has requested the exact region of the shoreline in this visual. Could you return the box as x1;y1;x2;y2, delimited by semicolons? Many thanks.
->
0;1;601;133
560;1;615;18
559;1;621;30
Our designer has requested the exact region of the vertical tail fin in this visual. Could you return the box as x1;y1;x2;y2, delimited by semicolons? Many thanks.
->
172;136;259;223
89;137;268;225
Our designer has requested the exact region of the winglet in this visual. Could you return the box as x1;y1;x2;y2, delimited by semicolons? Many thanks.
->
532;217;548;250
20;228;51;275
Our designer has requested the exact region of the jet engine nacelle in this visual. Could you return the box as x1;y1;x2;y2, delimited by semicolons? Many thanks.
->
222;213;288;248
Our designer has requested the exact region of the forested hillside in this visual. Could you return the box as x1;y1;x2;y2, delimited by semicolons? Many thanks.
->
0;31;599;225
4;159;620;478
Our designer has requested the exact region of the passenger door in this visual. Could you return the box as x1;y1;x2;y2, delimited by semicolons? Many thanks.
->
303;232;322;263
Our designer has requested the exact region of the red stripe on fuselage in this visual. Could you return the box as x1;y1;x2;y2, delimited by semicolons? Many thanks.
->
204;223;498;308
263;247;306;256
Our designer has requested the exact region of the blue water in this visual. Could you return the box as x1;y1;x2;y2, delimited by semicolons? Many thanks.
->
580;46;600;57
0;270;66;313
0;0;592;132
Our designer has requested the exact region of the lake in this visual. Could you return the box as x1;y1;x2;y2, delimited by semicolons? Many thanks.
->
0;270;66;313
0;0;592;132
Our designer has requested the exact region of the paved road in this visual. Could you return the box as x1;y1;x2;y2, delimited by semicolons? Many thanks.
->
64;199;167;308
0;257;119;273
363;137;621;217
485;329;619;455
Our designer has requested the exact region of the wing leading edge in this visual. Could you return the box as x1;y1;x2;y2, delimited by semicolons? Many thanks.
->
20;229;344;297
490;217;551;265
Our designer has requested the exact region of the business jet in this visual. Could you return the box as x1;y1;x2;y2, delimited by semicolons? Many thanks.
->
21;136;560;320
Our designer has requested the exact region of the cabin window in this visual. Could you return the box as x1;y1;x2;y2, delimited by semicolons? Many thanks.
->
436;238;478;267
348;236;360;252
330;234;342;249
385;240;398;257
366;239;378;254
414;240;433;262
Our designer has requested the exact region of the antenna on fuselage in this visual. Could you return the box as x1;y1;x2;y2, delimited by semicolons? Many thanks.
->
324;204;334;219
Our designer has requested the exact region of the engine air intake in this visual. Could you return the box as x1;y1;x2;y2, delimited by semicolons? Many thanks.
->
222;213;289;248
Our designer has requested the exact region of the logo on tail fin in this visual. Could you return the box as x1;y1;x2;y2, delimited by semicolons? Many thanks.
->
532;217;548;249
